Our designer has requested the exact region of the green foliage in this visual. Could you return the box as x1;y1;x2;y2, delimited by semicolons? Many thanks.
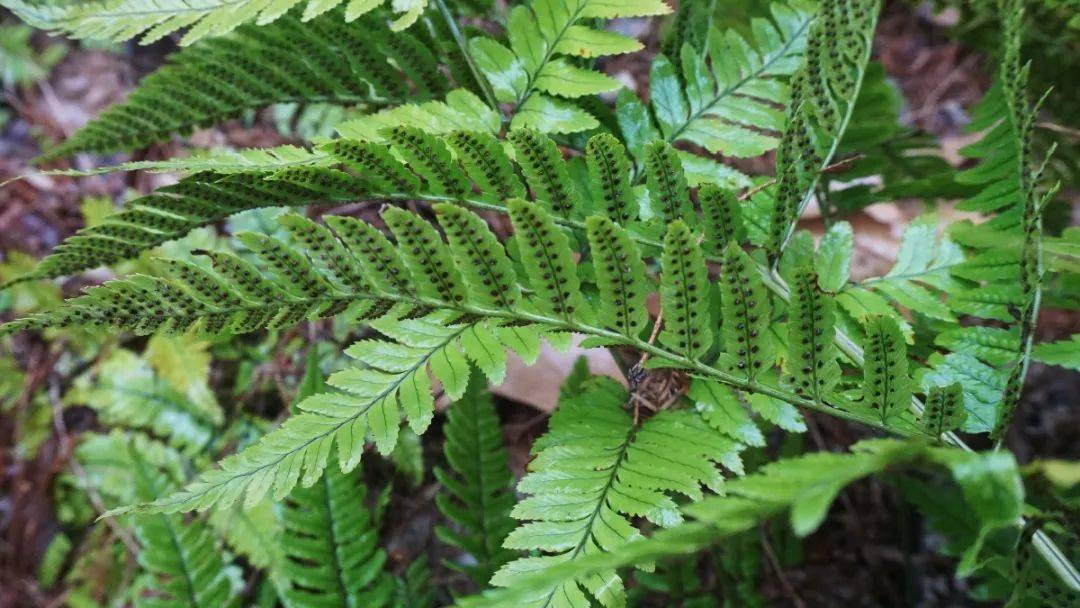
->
3;0;1079;603
68;348;221;453
434;378;516;587
494;377;744;607
0;23;65;88
469;0;671;133
647;0;815;158
463;440;1031;608
786;265;840;404
1;0;428;46
40;9;447;159
860;315;912;425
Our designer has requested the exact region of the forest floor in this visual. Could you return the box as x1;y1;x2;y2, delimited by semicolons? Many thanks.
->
0;1;1077;606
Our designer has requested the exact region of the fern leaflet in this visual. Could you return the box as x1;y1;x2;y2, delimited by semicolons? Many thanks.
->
434;376;516;587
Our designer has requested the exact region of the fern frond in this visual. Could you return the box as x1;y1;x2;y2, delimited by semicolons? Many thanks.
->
275;349;395;606
39;9;441;159
281;454;395;607
860;315;912;426
463;440;994;608
766;0;881;260
1;0;425;46
105;316;504;514
69;349;220;453
468;0;671;133
786;265;840;404
494;377;741;608
659;221;712;361
647;0;815;158
90;431;243;608
434;377;516;587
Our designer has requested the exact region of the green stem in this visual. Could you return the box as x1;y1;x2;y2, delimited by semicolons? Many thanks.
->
431;0;500;111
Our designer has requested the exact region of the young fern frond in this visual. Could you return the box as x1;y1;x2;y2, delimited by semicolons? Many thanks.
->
786;266;840;404
1;0;426;46
39;9;439;159
494;378;744;608
647;0;815;158
434;377;516;587
468;0;671;133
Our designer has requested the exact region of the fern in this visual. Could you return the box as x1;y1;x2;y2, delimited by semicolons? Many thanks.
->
77;432;242;607
646;0;815;158
859;315;913;426
280;456;395;606
921;382;966;441
493;377;743;608
0;0;427;46
785;265;840;405
434;376;516;587
468;0;671;133
39;8;445;159
766;0;881;260
68;349;221;453
462;440;1027;608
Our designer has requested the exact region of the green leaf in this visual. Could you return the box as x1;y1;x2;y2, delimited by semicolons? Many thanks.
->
921;382;965;439
1032;335;1080;371
586;216;648;338
435;203;521;310
644;141;695;226
535;59;621;98
688;379;765;448
507;199;588;323
659;221;712;360
815;221;853;292
584;133;636;224
434;376;516;586
786;265;840;404
860;314;912;426
699;184;745;255
508;128;584;218
718;243;772;380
